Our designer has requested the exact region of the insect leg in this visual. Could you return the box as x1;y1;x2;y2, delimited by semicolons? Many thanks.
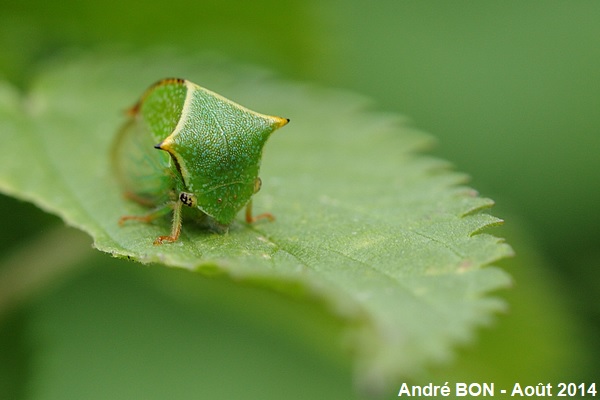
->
118;201;183;245
245;199;275;224
153;199;184;245
118;203;172;225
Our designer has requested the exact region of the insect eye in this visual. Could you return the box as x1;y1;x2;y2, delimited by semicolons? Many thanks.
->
179;192;197;207
253;178;262;194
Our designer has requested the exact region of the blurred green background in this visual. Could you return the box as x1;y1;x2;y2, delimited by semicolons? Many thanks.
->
1;1;599;398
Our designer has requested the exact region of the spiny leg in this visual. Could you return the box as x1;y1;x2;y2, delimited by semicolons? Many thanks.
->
153;199;184;245
118;200;183;245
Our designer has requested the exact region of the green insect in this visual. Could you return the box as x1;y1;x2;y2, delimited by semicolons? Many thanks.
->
112;78;289;244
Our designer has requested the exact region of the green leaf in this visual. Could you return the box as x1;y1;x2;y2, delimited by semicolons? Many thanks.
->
0;50;513;393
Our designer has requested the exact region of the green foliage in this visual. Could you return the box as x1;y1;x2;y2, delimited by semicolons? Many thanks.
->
14;251;358;400
1;1;599;397
0;51;513;393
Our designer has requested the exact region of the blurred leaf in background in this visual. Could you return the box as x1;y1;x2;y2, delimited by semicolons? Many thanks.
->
1;0;598;398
